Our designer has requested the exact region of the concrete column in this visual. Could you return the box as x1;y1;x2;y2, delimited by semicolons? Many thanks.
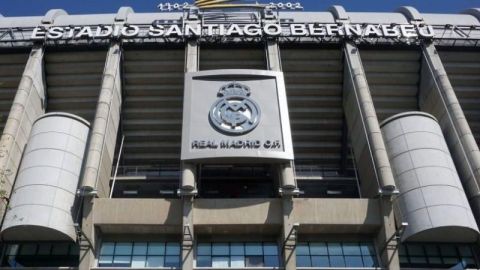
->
281;197;296;270
343;41;399;269
81;43;122;198
266;37;297;270
182;196;195;270
419;42;480;224
181;32;199;270
78;43;122;270
0;45;46;225
342;41;396;197
78;198;96;270
375;197;400;270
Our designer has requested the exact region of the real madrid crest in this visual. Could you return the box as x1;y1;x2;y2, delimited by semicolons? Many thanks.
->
209;82;261;135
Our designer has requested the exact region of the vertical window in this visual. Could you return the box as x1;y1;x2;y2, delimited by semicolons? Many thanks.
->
98;242;180;268
296;242;378;268
196;242;279;268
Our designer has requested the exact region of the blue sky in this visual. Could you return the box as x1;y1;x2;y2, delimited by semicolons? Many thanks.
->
0;0;479;16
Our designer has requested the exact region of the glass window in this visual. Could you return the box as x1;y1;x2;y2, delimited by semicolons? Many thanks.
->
197;255;212;267
198;243;211;255
245;255;263;267
310;243;328;255
196;242;279;268
297;241;378;268
100;242;115;255
212;243;229;255
212;256;229;268
165;255;180;267
297;255;311;267
263;243;278;255
328;242;343;255
133;242;148;255
264;255;280;267
131;256;147;267
399;243;479;269
115;243;133;256
2;242;79;267
245;243;263;255
97;241;180;268
297;243;310;256
311;256;329;267
146;256;164;267
148;243;165;255
230;243;244;255
230;256;245;267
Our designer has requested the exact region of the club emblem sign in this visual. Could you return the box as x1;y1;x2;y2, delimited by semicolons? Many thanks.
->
209;82;260;135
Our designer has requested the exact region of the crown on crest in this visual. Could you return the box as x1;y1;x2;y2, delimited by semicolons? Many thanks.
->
218;82;251;97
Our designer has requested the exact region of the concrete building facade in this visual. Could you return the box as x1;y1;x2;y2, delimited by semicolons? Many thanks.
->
0;3;479;270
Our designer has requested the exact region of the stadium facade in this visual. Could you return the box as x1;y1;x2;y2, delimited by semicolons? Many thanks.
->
0;3;479;270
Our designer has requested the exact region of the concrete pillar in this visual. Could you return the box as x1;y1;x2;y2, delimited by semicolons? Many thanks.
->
0;45;46;226
343;41;399;269
181;30;199;270
80;43;122;198
281;197;296;270
78;43;122;270
419;42;480;224
375;197;400;270
342;41;396;197
78;198;96;270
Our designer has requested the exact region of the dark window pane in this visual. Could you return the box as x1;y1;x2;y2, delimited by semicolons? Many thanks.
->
197;255;212;267
264;255;279;267
410;256;427;264
296;255;311;267
458;245;473;257
246;255;263;267
330;255;345;267
428;256;442;265
37;244;52;255
440;245;457;257
311;256;329;267
407;245;425;256
51;243;70;255
425;244;439;256
19;244;37;255
345;255;363;267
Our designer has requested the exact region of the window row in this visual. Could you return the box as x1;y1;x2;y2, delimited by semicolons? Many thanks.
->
296;242;378;268
2;242;79;267
399;243;478;269
98;242;181;267
197;242;280;268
